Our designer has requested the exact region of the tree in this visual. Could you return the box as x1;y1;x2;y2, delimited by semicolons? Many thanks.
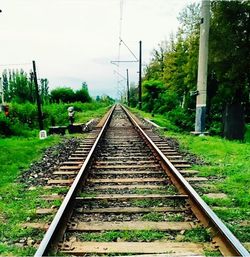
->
128;83;138;108
50;87;75;103
142;80;165;113
1;69;50;104
75;82;91;103
75;88;91;103
40;78;49;104
209;0;250;140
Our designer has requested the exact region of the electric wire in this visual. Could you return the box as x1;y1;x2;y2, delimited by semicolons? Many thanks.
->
117;0;124;97
0;62;31;67
120;38;138;61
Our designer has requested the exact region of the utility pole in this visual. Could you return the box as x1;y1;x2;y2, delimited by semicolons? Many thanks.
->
32;60;44;130
138;40;142;110
126;69;130;106
194;0;210;133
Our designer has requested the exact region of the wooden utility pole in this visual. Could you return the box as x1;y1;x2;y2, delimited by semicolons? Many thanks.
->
32;60;44;130
126;69;130;106
138;40;142;109
194;0;210;133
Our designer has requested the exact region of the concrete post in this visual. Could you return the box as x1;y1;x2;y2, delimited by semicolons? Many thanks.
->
195;0;210;133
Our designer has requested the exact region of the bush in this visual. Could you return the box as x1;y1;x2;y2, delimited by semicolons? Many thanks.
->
0;113;31;137
0;113;12;136
10;102;37;128
75;88;91;103
50;87;75;103
2;101;112;134
165;107;194;131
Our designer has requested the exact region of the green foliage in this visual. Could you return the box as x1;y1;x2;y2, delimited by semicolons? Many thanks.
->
165;107;194;131
80;230;167;242
50;87;75;103
142;80;164;113
50;84;92;104
140;3;200;131
0;112;31;137
184;228;211;243
1;69;49;104
0;101;111;136
128;83;138;108
168;130;250;208
75;88;91;103
0;136;60;255
140;1;250;138
141;212;165;222
0;113;12;136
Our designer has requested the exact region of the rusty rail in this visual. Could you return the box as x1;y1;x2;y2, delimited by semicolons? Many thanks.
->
35;105;115;257
35;104;249;256
121;105;249;257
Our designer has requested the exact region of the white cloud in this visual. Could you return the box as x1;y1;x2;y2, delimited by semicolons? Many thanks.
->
0;0;196;98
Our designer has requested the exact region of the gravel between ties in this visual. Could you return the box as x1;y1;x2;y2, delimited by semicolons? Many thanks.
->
18;137;80;187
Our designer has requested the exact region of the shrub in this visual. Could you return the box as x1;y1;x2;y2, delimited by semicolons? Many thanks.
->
165;107;194;131
75;88;91;103
50;87;75;103
0;113;12;136
10;102;37;128
0;113;31;137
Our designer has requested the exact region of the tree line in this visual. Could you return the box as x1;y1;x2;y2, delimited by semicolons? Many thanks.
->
1;69;92;104
128;1;249;140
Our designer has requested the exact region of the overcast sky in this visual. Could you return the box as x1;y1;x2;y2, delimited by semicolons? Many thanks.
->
0;0;196;98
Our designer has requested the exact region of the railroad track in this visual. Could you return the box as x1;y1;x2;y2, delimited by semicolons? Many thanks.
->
32;105;249;256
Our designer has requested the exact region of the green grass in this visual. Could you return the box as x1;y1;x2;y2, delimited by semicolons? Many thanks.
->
141;212;165;221
165;132;250;244
0;244;37;256
0;136;61;255
79;230;169;242
0;104;112;255
183;228;211;243
130;108;250;247
141;212;184;222
75;105;110;124
129;107;179;131
168;133;250;208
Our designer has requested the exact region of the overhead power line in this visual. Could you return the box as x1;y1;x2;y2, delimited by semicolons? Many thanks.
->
120;38;138;61
0;62;31;67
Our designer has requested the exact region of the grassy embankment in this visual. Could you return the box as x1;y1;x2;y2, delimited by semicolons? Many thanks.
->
0;103;110;255
131;108;250;245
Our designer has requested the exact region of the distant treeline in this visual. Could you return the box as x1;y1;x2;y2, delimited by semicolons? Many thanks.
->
1;69;93;104
0;69;115;136
128;1;250;140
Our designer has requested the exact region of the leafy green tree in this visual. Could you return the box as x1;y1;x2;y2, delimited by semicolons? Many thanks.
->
1;69;50;104
75;82;91;103
8;70;36;103
128;83;138;108
40;78;49;104
50;87;75;103
75;88;91;103
142;80;164;113
209;0;250;139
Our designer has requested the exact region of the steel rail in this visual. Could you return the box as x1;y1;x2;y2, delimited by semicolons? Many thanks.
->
121;105;249;257
35;105;116;257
